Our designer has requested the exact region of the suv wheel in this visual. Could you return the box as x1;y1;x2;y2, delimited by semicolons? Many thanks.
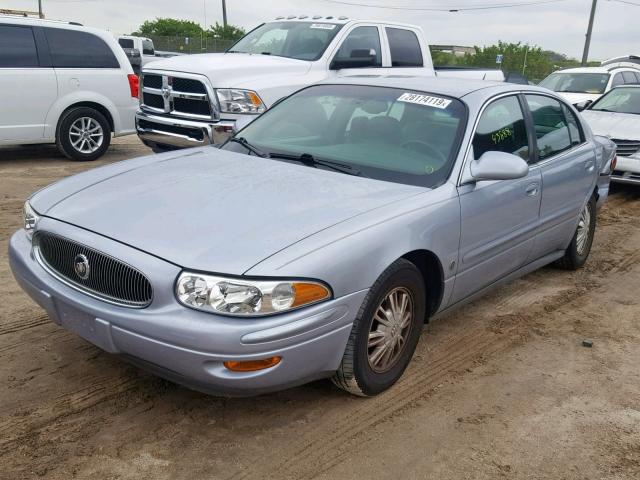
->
332;259;426;396
56;107;111;161
557;195;597;270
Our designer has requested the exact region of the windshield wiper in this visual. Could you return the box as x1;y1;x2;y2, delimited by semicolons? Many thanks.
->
267;152;366;177
230;137;269;157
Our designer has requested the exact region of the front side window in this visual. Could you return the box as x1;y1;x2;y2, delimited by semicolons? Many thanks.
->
0;25;39;68
590;87;640;115
334;26;382;67
225;84;467;188
539;72;610;94
44;28;119;68
228;22;342;61
525;95;572;161
611;73;624;87
386;28;423;67
473;96;529;161
622;71;638;84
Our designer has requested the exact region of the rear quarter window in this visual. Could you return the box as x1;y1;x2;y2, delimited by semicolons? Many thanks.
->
44;28;120;68
119;38;134;49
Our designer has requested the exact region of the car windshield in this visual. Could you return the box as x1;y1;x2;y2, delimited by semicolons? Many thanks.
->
227;21;343;61
590;87;640;115
539;72;610;94
223;84;467;188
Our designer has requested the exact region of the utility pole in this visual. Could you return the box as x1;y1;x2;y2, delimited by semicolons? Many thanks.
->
581;0;598;66
222;0;227;27
38;0;44;18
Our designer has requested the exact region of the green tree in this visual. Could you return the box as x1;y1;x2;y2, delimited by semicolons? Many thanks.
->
134;18;203;37
460;41;553;81
206;22;245;40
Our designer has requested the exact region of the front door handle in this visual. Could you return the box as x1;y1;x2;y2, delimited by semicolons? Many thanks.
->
525;183;540;197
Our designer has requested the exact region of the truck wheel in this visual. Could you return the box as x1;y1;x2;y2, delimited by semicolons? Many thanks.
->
332;259;426;396
56;107;111;161
556;196;597;270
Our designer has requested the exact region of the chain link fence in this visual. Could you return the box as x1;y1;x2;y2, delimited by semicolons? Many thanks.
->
148;36;236;54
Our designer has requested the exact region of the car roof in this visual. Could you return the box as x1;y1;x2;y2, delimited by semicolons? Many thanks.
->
316;75;548;100
0;15;110;37
267;16;421;30
553;66;639;74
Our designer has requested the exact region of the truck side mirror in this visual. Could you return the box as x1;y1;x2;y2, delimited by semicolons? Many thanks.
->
330;49;377;70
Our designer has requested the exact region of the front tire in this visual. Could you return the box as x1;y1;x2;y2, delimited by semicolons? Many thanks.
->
56;107;111;161
332;259;426;396
557;196;597;270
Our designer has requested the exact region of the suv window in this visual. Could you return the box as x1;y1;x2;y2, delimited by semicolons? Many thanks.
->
386;28;423;67
525;95;572;160
142;39;154;55
623;71;639;84
611;72;624;87
473;96;529;161
44;28;119;68
0;25;39;68
118;38;134;49
335;26;382;67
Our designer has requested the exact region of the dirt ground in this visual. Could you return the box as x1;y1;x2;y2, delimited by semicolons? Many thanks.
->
1;136;639;480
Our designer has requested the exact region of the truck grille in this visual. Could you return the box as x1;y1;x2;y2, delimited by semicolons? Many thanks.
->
612;139;640;157
140;73;217;120
34;232;153;308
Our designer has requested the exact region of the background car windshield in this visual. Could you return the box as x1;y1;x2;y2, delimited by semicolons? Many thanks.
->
590;87;640;115
230;84;467;188
539;73;610;94
228;22;342;60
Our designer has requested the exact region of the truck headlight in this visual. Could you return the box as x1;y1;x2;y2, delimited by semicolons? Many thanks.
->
23;201;40;238
176;272;331;316
216;89;266;114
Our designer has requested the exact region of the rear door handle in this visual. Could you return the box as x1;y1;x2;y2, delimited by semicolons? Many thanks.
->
584;160;595;171
525;183;540;197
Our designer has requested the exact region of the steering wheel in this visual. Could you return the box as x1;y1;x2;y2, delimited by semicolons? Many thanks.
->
400;140;447;168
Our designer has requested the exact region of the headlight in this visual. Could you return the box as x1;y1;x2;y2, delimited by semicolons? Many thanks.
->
176;272;331;316
23;201;39;238
216;89;266;114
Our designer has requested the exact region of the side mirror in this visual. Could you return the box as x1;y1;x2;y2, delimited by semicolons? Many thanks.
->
575;100;593;111
330;49;377;70
130;48;141;58
470;151;529;181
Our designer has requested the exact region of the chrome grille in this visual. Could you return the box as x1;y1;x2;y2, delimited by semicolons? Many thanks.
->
140;73;217;120
612;139;640;157
34;232;153;308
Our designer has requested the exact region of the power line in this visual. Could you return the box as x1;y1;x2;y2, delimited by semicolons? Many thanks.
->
607;0;640;5
320;0;571;12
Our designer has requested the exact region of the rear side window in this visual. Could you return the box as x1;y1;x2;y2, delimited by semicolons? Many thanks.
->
0;25;39;68
611;73;624;87
623;71;639;84
562;104;584;146
386;28;423;67
142;39;154;55
118;38;134;49
473;96;530;161
525;95;572;160
44;28;119;68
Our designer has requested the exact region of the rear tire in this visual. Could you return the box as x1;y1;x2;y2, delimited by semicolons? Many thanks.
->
332;259;426;397
556;196;597;270
56;107;111;161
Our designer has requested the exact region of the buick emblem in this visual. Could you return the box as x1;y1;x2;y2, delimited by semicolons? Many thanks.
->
73;254;90;280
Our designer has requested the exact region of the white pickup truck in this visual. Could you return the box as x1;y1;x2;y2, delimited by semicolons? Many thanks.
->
136;16;504;152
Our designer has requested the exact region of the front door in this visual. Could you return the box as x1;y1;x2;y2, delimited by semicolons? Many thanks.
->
452;95;542;304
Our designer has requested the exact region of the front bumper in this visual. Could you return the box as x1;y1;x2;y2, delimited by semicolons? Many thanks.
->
611;156;640;185
136;110;237;148
9;223;365;396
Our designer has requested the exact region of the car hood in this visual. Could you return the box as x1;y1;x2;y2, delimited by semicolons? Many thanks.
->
556;92;601;105
143;52;312;88
32;149;424;274
581;110;640;140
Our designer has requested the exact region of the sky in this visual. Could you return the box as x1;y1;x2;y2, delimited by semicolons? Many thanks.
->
7;0;640;60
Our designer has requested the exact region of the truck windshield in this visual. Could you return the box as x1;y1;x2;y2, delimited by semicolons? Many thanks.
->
228;21;343;61
539;72;610;94
224;84;467;188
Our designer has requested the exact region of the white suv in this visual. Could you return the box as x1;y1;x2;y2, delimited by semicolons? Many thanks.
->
0;16;139;161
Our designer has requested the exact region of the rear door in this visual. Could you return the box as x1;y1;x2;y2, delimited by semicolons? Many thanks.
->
524;94;595;259
0;24;57;142
452;94;542;303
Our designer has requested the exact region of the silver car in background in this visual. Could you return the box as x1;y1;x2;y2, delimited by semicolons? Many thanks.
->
10;77;612;397
581;85;640;185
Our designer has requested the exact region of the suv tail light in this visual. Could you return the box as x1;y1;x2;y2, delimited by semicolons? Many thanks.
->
127;74;139;98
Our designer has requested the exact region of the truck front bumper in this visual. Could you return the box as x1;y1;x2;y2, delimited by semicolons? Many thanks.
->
9;224;365;397
136;110;237;149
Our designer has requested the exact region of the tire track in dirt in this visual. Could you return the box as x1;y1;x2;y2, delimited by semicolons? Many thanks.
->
0;313;49;336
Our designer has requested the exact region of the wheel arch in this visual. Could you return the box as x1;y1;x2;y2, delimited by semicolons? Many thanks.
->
57;102;115;134
401;249;445;321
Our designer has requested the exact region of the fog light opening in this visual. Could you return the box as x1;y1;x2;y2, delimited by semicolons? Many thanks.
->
224;356;282;372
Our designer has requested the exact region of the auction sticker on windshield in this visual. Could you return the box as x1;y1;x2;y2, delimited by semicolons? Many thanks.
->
398;93;452;109
310;23;336;29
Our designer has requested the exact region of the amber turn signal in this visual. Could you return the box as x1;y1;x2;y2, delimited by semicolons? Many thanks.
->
224;356;282;372
291;282;330;308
